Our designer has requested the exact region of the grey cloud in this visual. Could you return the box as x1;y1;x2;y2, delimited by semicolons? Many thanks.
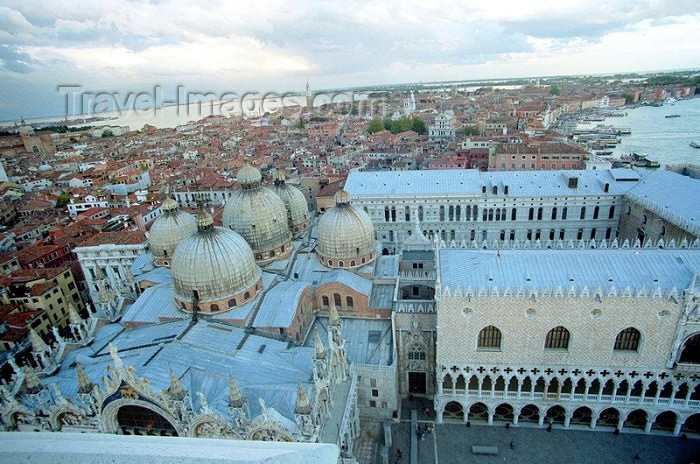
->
0;45;35;73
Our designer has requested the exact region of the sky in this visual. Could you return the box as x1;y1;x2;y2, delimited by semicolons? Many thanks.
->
1;0;700;121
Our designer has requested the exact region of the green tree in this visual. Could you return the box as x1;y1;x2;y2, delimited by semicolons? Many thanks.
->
463;125;481;136
549;85;561;96
101;129;113;137
622;93;636;105
367;118;385;134
55;193;71;208
411;116;426;134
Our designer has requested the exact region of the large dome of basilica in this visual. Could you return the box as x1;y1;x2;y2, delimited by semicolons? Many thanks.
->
271;170;311;238
149;195;197;267
171;207;262;314
316;190;376;269
223;164;292;265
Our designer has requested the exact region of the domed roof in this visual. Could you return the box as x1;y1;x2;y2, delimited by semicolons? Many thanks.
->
172;209;261;305
237;163;262;189
316;190;376;264
149;197;197;265
272;171;310;235
223;173;291;260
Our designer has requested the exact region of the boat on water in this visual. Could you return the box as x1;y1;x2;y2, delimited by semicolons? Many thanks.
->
691;141;700;149
665;114;681;118
616;153;661;169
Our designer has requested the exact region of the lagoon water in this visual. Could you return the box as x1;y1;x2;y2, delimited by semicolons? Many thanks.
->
581;97;700;167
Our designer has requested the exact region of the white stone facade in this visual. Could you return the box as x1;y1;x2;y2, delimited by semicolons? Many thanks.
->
432;246;700;435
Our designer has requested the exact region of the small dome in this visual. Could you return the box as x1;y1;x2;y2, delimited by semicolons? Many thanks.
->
149;197;197;267
237;163;262;189
171;209;262;313
316;190;376;268
223;176;292;265
271;172;310;238
334;190;351;205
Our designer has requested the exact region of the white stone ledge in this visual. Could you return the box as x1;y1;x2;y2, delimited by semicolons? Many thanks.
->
0;432;339;464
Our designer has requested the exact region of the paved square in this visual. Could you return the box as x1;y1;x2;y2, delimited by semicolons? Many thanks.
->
391;421;700;464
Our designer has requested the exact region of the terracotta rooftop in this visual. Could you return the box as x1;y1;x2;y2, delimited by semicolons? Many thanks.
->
76;231;147;247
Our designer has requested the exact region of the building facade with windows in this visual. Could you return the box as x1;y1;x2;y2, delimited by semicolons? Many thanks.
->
345;168;640;255
433;245;700;435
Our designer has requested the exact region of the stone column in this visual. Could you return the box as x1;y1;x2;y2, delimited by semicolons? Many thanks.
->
673;420;682;436
590;416;598;430
617;416;625;433
513;413;519;426
644;420;653;434
564;414;571;429
538;414;544;427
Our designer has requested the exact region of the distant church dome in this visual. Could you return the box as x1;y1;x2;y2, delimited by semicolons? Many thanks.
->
316;190;376;268
149;195;197;267
223;164;292;265
271;170;311;238
171;207;262;314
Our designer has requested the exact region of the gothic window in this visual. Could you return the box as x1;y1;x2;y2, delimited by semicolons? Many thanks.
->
614;327;641;352
334;293;342;307
449;205;454;221
384;207;390;222
439;206;445;221
593;206;600;220
562;206;568;220
322;296;329;307
608;206;615;219
545;326;570;349
551;207;557;220
477;325;502;350
455;205;461;221
418;206;424;221
346;296;354;308
580;206;586;220
537;207;543;220
405;206;410;222
590;228;596;240
528;207;534;220
511;208;517;221
407;344;426;361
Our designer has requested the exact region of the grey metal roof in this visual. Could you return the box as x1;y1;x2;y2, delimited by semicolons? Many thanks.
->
253;281;310;328
375;255;399;279
121;282;181;325
319;269;372;295
308;317;393;366
439;248;700;293
135;267;173;285
625;170;700;236
44;319;315;426
369;284;395;310
345;168;640;197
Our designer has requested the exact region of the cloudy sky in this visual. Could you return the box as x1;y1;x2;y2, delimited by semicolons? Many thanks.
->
1;0;699;120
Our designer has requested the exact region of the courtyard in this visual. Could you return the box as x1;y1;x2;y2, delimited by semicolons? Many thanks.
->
390;420;700;464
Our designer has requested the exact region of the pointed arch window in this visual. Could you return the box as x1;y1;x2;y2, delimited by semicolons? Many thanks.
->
544;326;570;349
614;327;641;352
477;325;502;350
